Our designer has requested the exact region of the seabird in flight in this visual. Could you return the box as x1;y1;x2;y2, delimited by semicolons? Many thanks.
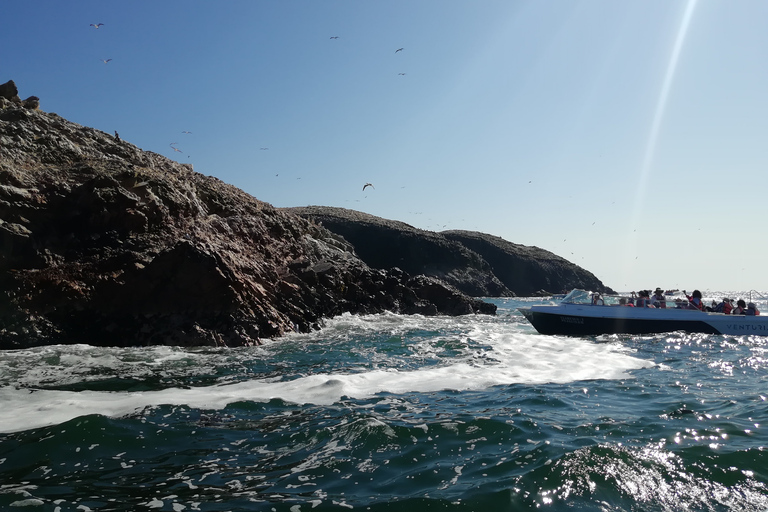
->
100;59;112;64
90;23;104;29
182;131;192;134
395;48;404;53
330;36;339;39
363;183;374;191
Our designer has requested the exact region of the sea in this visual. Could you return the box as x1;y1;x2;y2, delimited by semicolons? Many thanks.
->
1;295;767;512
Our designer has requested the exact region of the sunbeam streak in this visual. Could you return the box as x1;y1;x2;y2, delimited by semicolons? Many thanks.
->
625;0;698;281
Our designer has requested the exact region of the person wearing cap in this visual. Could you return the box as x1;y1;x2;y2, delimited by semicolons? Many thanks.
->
652;288;667;308
746;302;761;316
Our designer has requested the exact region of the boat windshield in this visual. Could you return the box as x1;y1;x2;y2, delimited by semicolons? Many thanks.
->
561;289;592;304
560;289;622;306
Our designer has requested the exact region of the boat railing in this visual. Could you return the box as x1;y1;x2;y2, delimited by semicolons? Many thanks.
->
747;290;768;311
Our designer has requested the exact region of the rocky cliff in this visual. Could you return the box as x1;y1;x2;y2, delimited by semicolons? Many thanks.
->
285;207;513;296
287;207;614;297
0;80;495;349
442;230;614;296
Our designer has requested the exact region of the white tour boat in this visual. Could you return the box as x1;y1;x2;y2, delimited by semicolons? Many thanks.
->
519;289;768;336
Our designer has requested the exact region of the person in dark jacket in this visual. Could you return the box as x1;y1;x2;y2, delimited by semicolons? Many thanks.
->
732;299;747;315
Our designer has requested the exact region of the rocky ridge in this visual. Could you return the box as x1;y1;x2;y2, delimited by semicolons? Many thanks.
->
0;80;495;349
287;207;613;297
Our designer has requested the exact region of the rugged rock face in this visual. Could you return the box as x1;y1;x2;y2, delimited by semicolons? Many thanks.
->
441;230;614;296
288;207;614;297
0;84;495;349
285;207;513;297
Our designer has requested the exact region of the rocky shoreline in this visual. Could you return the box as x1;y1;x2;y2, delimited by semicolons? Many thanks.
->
0;80;611;349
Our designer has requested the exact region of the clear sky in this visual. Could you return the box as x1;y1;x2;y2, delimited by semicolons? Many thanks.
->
3;1;768;292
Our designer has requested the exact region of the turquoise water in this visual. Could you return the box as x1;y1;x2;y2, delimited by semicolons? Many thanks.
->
1;297;767;511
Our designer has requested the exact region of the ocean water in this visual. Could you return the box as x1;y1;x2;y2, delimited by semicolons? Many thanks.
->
1;297;767;511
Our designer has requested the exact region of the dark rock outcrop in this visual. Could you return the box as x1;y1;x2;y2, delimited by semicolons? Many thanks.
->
0;86;495;349
441;230;614;296
0;80;20;102
288;206;614;297
285;207;513;297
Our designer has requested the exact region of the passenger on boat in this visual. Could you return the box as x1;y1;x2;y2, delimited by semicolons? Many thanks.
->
713;298;733;314
652;288;666;308
732;299;747;315
684;290;705;311
636;290;655;308
746;302;761;316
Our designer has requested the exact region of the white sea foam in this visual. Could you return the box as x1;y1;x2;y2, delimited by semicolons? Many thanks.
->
0;319;653;434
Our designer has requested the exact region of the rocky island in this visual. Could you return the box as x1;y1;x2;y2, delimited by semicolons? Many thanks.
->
286;207;612;298
0;80;612;349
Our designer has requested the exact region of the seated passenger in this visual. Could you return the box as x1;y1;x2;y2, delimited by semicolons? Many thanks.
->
732;299;747;315
636;290;655;308
684;290;705;311
713;298;733;314
746;302;761;316
652;288;667;308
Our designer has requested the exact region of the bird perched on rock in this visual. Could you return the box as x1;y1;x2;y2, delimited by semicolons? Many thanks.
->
363;183;374;191
90;23;104;29
22;96;40;110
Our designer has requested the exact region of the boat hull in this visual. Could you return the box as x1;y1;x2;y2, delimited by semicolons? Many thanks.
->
519;304;768;336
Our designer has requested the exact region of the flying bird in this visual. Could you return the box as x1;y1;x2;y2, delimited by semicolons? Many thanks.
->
363;183;374;191
330;36;339;39
398;73;406;75
90;23;104;29
182;131;192;134
170;143;182;153
395;48;404;53
100;59;112;64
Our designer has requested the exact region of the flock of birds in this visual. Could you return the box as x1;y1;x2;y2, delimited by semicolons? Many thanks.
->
89;22;417;194
91;23;399;193
91;22;199;159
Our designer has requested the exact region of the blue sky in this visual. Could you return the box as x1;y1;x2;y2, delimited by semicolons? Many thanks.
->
3;0;768;292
